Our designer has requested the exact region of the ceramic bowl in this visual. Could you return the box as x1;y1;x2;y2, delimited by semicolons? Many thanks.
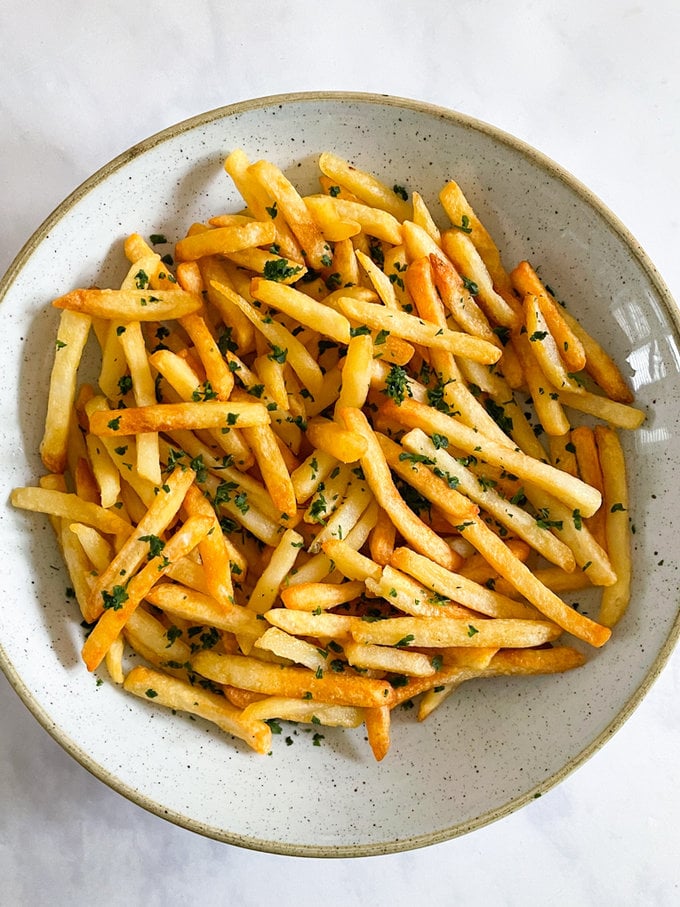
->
1;92;679;856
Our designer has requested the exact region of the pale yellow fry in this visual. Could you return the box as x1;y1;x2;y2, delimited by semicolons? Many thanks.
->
309;479;373;554
291;449;340;503
458;517;611;648
247;529;304;614
123;665;272;754
117;321;161;484
305;195;401;245
223;149;304;263
595;426;631;627
335;332;374;413
264;608;355;639
320;540;382;583
366;566;474;619
144;583;262;639
318;152;412;221
441;230;520;328
300;195;361;242
556;388;645;430
439;180;516;300
83;431;121;509
524;294;584;393
123;606;193;675
280;580;366;611
354;249;399;310
352;616;561;648
11;486;130;536
285;499;379;586
388;547;541;620
306;417;368;464
105;636;125;684
242;696;364;728
411;191;441;243
68;523;112;573
511;332;571;436
254;627;327;671
53;288;201;321
343;640;436;677
40;310;92;473
250;277;351;344
254;354;288;409
337;296;501;364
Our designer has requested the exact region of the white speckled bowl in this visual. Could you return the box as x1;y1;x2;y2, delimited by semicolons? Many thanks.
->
1;93;679;857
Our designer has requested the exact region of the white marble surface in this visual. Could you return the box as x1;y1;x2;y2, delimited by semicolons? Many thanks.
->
1;1;679;903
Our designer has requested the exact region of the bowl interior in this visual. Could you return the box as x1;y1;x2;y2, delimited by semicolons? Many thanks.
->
1;93;679;856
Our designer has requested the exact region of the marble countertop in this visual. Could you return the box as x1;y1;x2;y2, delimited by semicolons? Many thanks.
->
1;1;679;904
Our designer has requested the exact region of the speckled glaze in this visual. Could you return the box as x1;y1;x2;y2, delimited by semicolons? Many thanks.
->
0;93;678;857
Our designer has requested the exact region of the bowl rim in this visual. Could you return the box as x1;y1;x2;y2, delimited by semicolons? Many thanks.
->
1;89;679;858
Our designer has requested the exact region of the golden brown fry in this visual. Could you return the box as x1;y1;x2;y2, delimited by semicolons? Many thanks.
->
124;665;272;754
54;288;201;321
192;650;396;708
89;400;269;435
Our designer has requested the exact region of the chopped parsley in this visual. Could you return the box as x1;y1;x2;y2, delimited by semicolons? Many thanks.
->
102;585;129;611
263;258;302;282
383;364;411;405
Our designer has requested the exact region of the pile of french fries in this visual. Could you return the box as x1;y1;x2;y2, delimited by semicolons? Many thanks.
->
11;150;644;760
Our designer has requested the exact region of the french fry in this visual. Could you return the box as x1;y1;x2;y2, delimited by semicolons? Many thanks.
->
247;529;304;614
340;407;457;570
510;261;586;372
124;665;272;754
306;417;368;464
364;706;391;762
249;159;329;269
352;616;562;648
441;230;520;328
523;294;585;393
321;539;382;583
242;696;364;728
53;288;201;321
317;152;412;221
380;398;602;518
595;426;632;626
84;465;196;619
192;650;396;708
250;277;351;344
40;310;92;473
389;547;540;620
280;580;366;611
209;279;324;396
337;295;501;364
89;400;269;436
82;513;213;671
174;221;276;262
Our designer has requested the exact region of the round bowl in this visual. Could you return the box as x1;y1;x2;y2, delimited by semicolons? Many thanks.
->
1;92;679;857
